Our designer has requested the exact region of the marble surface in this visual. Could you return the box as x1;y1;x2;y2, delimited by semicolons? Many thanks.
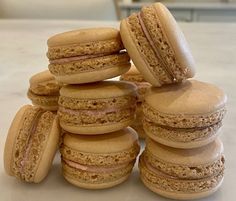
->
0;19;236;201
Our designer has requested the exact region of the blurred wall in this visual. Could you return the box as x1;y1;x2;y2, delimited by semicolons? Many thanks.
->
0;0;118;20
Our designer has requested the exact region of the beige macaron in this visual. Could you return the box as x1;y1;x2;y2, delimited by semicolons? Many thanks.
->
47;28;131;84
120;3;195;86
139;138;225;200
143;80;227;149
58;81;138;134
120;65;150;138
27;70;61;111
4;105;60;183
60;127;140;189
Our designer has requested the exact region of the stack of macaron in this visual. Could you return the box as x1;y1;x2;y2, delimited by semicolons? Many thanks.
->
119;2;227;200
3;2;227;199
46;27;140;189
120;65;151;138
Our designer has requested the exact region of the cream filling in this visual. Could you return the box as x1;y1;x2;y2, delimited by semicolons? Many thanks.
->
63;159;129;173
19;110;44;176
59;106;135;116
138;11;175;81
49;53;110;64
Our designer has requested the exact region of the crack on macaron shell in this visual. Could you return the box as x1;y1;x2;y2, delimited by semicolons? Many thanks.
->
143;118;222;143
47;39;124;60
30;80;60;96
143;102;226;128
139;155;224;193
60;143;140;166
58;107;136;126
49;53;130;76
140;5;188;82
143;151;225;179
59;95;137;110
11;108;55;182
126;14;172;85
62;160;134;184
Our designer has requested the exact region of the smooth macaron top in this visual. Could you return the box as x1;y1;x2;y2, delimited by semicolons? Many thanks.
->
153;3;195;77
145;80;227;114
29;70;60;95
63;127;138;154
47;28;120;47
60;81;137;99
146;138;223;166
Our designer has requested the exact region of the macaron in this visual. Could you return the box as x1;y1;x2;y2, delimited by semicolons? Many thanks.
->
120;65;151;138
143;80;227;149
27;70;60;111
58;81;137;134
47;28;131;84
120;3;195;86
4;105;60;183
120;65;151;103
139;138;225;200
60;127;140;189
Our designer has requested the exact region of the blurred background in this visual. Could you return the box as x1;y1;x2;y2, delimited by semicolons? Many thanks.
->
0;0;236;22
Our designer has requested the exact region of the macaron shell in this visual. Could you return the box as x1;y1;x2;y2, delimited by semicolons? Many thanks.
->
29;70;60;95
144;119;222;149
146;138;224;166
120;19;161;86
63;127;138;154
154;3;195;77
54;63;131;84
59;112;135;135
63;170;130;189
4;105;31;176
140;163;224;200
145;80;227;115
47;28;121;47
27;90;59;111
33;116;60;183
60;81;137;99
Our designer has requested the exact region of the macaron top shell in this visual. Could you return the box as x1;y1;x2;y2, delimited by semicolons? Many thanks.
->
146;138;223;166
60;81;137;99
47;28;121;47
29;70;60;95
63;127;138;154
153;3;195;77
145;80;227;114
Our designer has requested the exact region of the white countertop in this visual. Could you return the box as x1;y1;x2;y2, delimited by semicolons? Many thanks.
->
0;19;236;201
119;2;236;10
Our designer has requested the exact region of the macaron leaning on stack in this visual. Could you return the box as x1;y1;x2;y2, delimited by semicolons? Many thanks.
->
120;65;151;138
47;28;140;189
120;3;195;86
4;105;60;183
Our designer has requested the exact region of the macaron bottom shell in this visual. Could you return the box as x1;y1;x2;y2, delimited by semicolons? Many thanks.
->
139;154;224;200
51;62;131;85
59;118;135;135
143;118;222;149
62;160;135;189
